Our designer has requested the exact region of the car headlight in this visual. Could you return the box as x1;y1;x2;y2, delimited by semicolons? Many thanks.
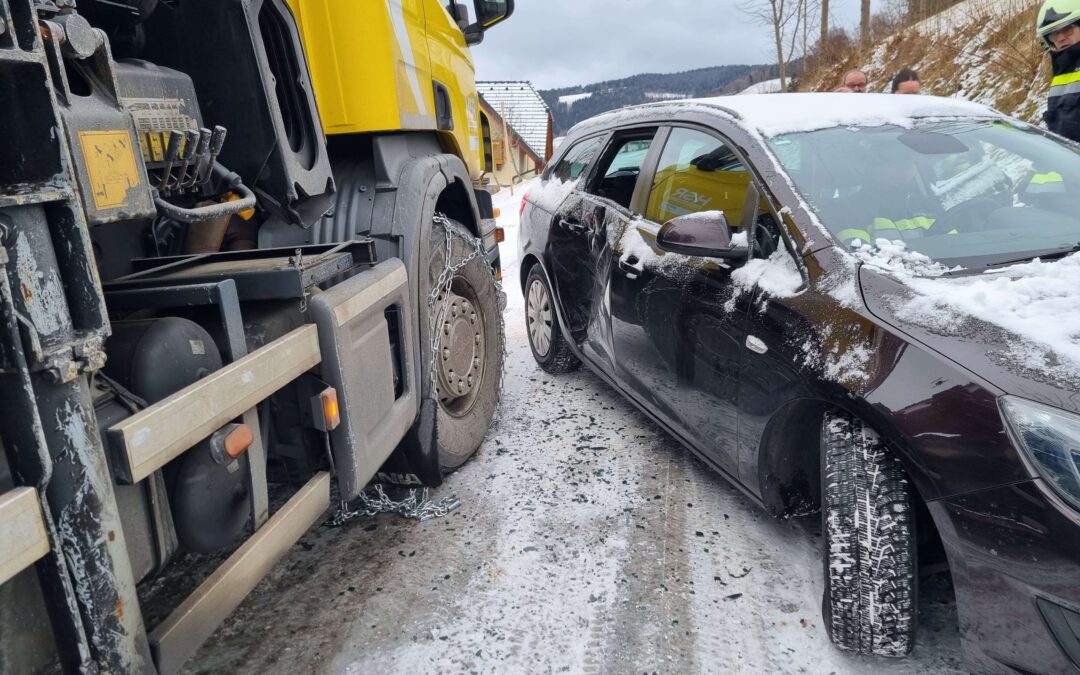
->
1000;396;1080;511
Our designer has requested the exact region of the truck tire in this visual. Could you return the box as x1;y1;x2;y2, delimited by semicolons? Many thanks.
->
821;411;916;657
525;265;580;374
422;217;504;473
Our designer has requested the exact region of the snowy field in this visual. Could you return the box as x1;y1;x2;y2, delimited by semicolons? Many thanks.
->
184;181;966;674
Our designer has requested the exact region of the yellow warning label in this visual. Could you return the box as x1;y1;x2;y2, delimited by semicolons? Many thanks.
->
78;130;142;210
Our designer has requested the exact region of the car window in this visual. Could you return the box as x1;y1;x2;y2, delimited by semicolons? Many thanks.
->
767;121;1080;268
645;128;750;227
550;136;604;184
586;133;656;210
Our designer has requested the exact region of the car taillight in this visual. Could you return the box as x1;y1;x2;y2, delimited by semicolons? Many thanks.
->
519;191;530;218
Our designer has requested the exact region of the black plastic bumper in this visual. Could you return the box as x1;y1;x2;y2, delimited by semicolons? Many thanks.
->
928;479;1080;674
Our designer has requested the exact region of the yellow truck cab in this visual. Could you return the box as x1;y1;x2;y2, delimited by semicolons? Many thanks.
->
270;0;512;270
286;0;504;182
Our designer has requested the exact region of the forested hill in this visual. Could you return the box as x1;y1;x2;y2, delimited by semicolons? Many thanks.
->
540;64;779;135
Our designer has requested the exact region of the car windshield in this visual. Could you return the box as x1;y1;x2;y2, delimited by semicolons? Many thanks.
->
766;120;1080;268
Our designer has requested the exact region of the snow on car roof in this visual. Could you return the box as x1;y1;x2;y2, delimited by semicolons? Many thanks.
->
704;93;1002;136
568;93;1003;139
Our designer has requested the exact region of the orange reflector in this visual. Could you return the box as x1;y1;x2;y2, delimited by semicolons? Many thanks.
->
320;387;340;431
495;268;503;281
223;424;254;459
493;207;501;218
494;227;505;243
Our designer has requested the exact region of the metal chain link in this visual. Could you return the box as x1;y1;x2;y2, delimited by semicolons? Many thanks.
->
327;485;461;526
328;213;506;526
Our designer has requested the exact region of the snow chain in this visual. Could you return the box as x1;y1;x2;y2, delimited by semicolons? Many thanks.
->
327;484;461;526
328;213;506;526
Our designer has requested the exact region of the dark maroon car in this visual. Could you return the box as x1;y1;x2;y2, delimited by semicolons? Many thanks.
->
517;93;1080;674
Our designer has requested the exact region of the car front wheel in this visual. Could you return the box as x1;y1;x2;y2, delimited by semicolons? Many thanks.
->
821;411;917;657
525;265;580;374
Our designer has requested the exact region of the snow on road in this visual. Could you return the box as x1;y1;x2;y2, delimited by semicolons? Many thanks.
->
184;182;965;674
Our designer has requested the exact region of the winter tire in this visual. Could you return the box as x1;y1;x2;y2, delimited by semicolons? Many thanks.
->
525;264;580;374
420;217;504;473
821;411;917;657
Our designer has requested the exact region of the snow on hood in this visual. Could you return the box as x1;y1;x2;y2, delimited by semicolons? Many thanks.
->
859;239;1080;381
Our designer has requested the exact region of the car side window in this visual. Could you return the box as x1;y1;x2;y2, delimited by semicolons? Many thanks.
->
585;133;656;210
646;128;751;228
550;137;604;184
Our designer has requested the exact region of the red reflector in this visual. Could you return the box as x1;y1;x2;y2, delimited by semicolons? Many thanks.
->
519;191;530;217
494;227;505;243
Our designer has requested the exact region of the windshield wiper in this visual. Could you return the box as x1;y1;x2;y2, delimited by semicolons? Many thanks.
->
988;243;1080;267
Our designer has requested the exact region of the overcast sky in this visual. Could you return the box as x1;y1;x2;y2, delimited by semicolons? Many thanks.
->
473;0;873;91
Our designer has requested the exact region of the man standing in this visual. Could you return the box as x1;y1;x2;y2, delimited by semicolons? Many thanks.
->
891;69;922;94
1038;1;1080;142
841;70;868;92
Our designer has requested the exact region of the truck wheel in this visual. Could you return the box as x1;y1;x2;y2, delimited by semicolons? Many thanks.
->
821;411;916;657
422;216;504;473
525;265;580;374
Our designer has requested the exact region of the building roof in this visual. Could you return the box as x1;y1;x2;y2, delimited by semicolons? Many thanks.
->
477;81;551;158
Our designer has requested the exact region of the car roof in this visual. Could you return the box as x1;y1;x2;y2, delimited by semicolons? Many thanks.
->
566;93;1004;140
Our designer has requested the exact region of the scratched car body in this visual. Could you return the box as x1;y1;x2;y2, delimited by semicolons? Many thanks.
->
516;93;1080;674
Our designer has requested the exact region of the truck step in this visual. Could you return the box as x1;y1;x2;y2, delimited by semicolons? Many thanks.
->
148;471;330;674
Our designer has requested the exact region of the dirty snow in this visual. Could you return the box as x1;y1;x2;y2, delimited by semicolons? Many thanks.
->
184;180;964;674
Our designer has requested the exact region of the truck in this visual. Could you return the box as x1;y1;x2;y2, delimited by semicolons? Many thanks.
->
0;0;512;672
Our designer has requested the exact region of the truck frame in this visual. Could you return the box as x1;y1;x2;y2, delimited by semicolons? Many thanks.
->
0;0;511;672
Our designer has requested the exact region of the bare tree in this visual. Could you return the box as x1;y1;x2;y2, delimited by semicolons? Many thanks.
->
738;0;809;91
860;0;871;48
820;0;829;46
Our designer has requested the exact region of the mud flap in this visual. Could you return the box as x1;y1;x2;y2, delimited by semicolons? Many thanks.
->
378;398;443;488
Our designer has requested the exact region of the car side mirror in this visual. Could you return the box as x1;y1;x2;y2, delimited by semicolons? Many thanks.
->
656;211;749;260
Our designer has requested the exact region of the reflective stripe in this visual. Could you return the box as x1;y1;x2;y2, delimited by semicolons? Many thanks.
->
838;228;871;243
893;216;935;232
1031;171;1064;185
1051;70;1080;87
842;216;935;245
1049;81;1080;98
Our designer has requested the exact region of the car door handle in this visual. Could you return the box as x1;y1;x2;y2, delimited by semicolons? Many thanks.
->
746;335;768;355
619;255;644;277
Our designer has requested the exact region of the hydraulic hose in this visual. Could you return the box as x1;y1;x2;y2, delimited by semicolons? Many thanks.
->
153;163;256;224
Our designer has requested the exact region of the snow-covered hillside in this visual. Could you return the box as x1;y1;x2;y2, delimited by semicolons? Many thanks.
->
800;0;1047;123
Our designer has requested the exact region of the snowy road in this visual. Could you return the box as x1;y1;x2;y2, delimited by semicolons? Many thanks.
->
184;183;967;674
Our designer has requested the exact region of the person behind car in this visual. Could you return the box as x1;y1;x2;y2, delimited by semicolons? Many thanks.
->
839;70;868;92
1037;0;1080;142
891;68;922;94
